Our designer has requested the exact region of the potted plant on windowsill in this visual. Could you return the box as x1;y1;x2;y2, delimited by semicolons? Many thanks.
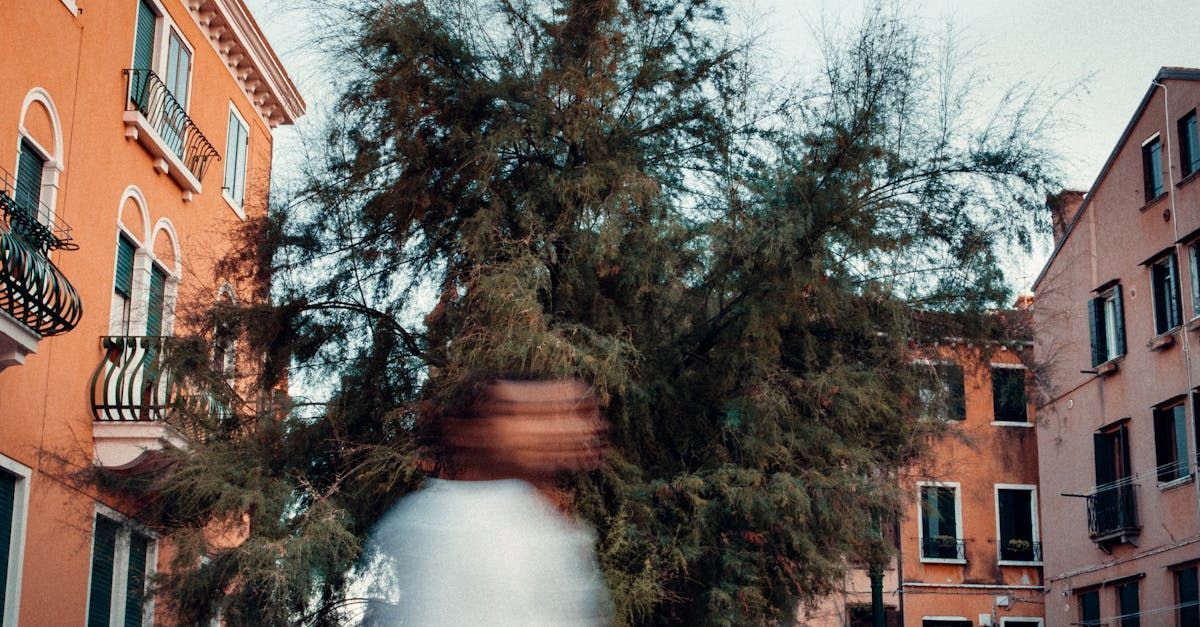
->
931;534;959;558
1005;538;1032;560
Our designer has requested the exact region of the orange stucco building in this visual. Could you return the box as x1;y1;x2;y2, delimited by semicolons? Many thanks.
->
0;0;301;624
1033;67;1200;627
801;337;1045;627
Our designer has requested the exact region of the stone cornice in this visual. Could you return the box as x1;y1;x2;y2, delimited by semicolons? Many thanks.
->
186;0;306;128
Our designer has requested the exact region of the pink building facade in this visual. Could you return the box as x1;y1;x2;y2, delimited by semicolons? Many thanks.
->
1033;67;1200;627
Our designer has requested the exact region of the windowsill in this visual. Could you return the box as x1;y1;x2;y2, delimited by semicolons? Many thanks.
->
997;560;1043;567
991;420;1033;428
1148;330;1178;351
1096;358;1121;376
1158;474;1194;492
1187;317;1200;332
221;191;247;221
1139;192;1168;212
919;557;967;565
1177;169;1200;190
57;0;78;15
123;110;202;200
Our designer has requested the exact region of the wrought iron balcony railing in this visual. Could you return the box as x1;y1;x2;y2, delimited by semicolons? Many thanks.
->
123;68;220;183
0;170;81;336
999;539;1042;562
90;335;233;424
1088;483;1139;540
920;537;965;560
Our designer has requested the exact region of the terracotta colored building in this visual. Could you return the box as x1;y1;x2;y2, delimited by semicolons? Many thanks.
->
0;0;301;624
1032;67;1200;627
801;335;1045;627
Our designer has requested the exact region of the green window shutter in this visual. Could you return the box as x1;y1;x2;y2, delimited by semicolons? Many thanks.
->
88;516;119;627
145;265;167;337
15;140;44;219
1174;405;1190;479
1179;567;1200;626
1168;253;1182;329
133;0;156;71
0;472;15;616
223;112;248;205
1154;408;1175;481
115;236;136;298
1088;297;1104;366
123;532;149;627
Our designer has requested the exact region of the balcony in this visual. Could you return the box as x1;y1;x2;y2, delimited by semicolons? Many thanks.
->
920;536;965;561
0;171;81;369
90;336;231;472
1088;483;1139;549
999;539;1042;563
122;69;220;200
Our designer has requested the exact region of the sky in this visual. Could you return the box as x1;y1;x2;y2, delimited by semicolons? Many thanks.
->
246;0;1200;290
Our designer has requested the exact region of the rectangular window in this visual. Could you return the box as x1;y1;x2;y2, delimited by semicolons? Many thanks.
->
1152;253;1183;334
1177;565;1199;627
1079;589;1100;627
87;514;154;627
223;109;249;208
131;0;157;71
991;366;1028;423
1116;579;1140;627
1181;110;1200;178
922;621;971;627
997;487;1039;562
164;30;191;106
919;485;962;561
1144;136;1165;201
1190;242;1200;320
145;263;167;337
1093;424;1137;536
0;461;29;627
1088;286;1126;366
1154;401;1190;482
917;363;965;421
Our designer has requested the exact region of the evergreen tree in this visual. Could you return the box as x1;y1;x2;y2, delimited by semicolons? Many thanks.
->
136;1;1058;624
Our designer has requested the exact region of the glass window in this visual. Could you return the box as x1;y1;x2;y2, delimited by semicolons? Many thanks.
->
1079;589;1100;626
919;485;961;560
917;363;965;421
1190;242;1200;320
991;367;1027;422
1181;110;1200;178
1154;401;1190;482
164;30;191;106
223;110;249;208
1177;565;1199;627
1152;253;1183;334
1144;136;1165;201
1089;286;1126;366
997;488;1039;562
1117;579;1140;627
1092;424;1137;537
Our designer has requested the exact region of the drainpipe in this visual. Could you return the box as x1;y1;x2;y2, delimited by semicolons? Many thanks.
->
1151;80;1200;525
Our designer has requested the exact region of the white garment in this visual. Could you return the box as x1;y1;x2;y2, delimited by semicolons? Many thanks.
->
363;479;610;626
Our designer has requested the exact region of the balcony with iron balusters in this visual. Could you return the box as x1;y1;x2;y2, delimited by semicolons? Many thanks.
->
0;168;81;369
122;68;220;201
90;335;233;472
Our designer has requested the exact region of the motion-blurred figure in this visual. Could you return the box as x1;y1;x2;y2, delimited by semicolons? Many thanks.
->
362;378;611;626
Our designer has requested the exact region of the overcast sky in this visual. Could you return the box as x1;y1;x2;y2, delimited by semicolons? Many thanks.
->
247;0;1200;289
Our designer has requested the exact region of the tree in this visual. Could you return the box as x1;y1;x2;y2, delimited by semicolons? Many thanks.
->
131;1;1059;624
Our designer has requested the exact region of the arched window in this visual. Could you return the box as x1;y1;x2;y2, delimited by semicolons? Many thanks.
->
108;191;180;338
14;88;64;228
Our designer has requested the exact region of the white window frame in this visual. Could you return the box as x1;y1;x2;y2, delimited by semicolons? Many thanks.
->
84;504;158;627
130;0;194;112
993;483;1041;566
917;480;965;564
989;362;1032;427
0;456;31;627
1189;241;1200;321
912;358;965;422
921;617;971;626
15;88;65;227
1150;253;1182;335
999;619;1043;627
222;103;250;218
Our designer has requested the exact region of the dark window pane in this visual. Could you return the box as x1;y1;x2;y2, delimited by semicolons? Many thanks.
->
1178;566;1199;627
1080;589;1101;626
88;516;119;627
992;367;1027;422
1145;138;1165;200
998;489;1036;561
1118;580;1140;627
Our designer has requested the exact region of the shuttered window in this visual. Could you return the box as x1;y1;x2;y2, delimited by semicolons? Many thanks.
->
114;235;136;298
1152;253;1182;334
1079;589;1100;626
87;516;119;627
1144;137;1165;201
1088;286;1126;366
223;111;249;207
15;140;44;220
0;472;15;617
1117;580;1140;627
1153;402;1189;482
164;31;191;106
145;264;167;337
1178;566;1199;626
1181;110;1200;178
123;533;149;627
132;0;156;71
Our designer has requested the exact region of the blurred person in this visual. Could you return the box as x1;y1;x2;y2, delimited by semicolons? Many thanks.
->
361;377;611;626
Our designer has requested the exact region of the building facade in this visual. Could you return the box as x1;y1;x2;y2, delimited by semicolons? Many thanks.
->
801;338;1044;627
1033;67;1200;627
0;0;301;624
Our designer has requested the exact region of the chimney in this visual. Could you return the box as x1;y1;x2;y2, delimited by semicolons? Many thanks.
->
1047;190;1085;246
